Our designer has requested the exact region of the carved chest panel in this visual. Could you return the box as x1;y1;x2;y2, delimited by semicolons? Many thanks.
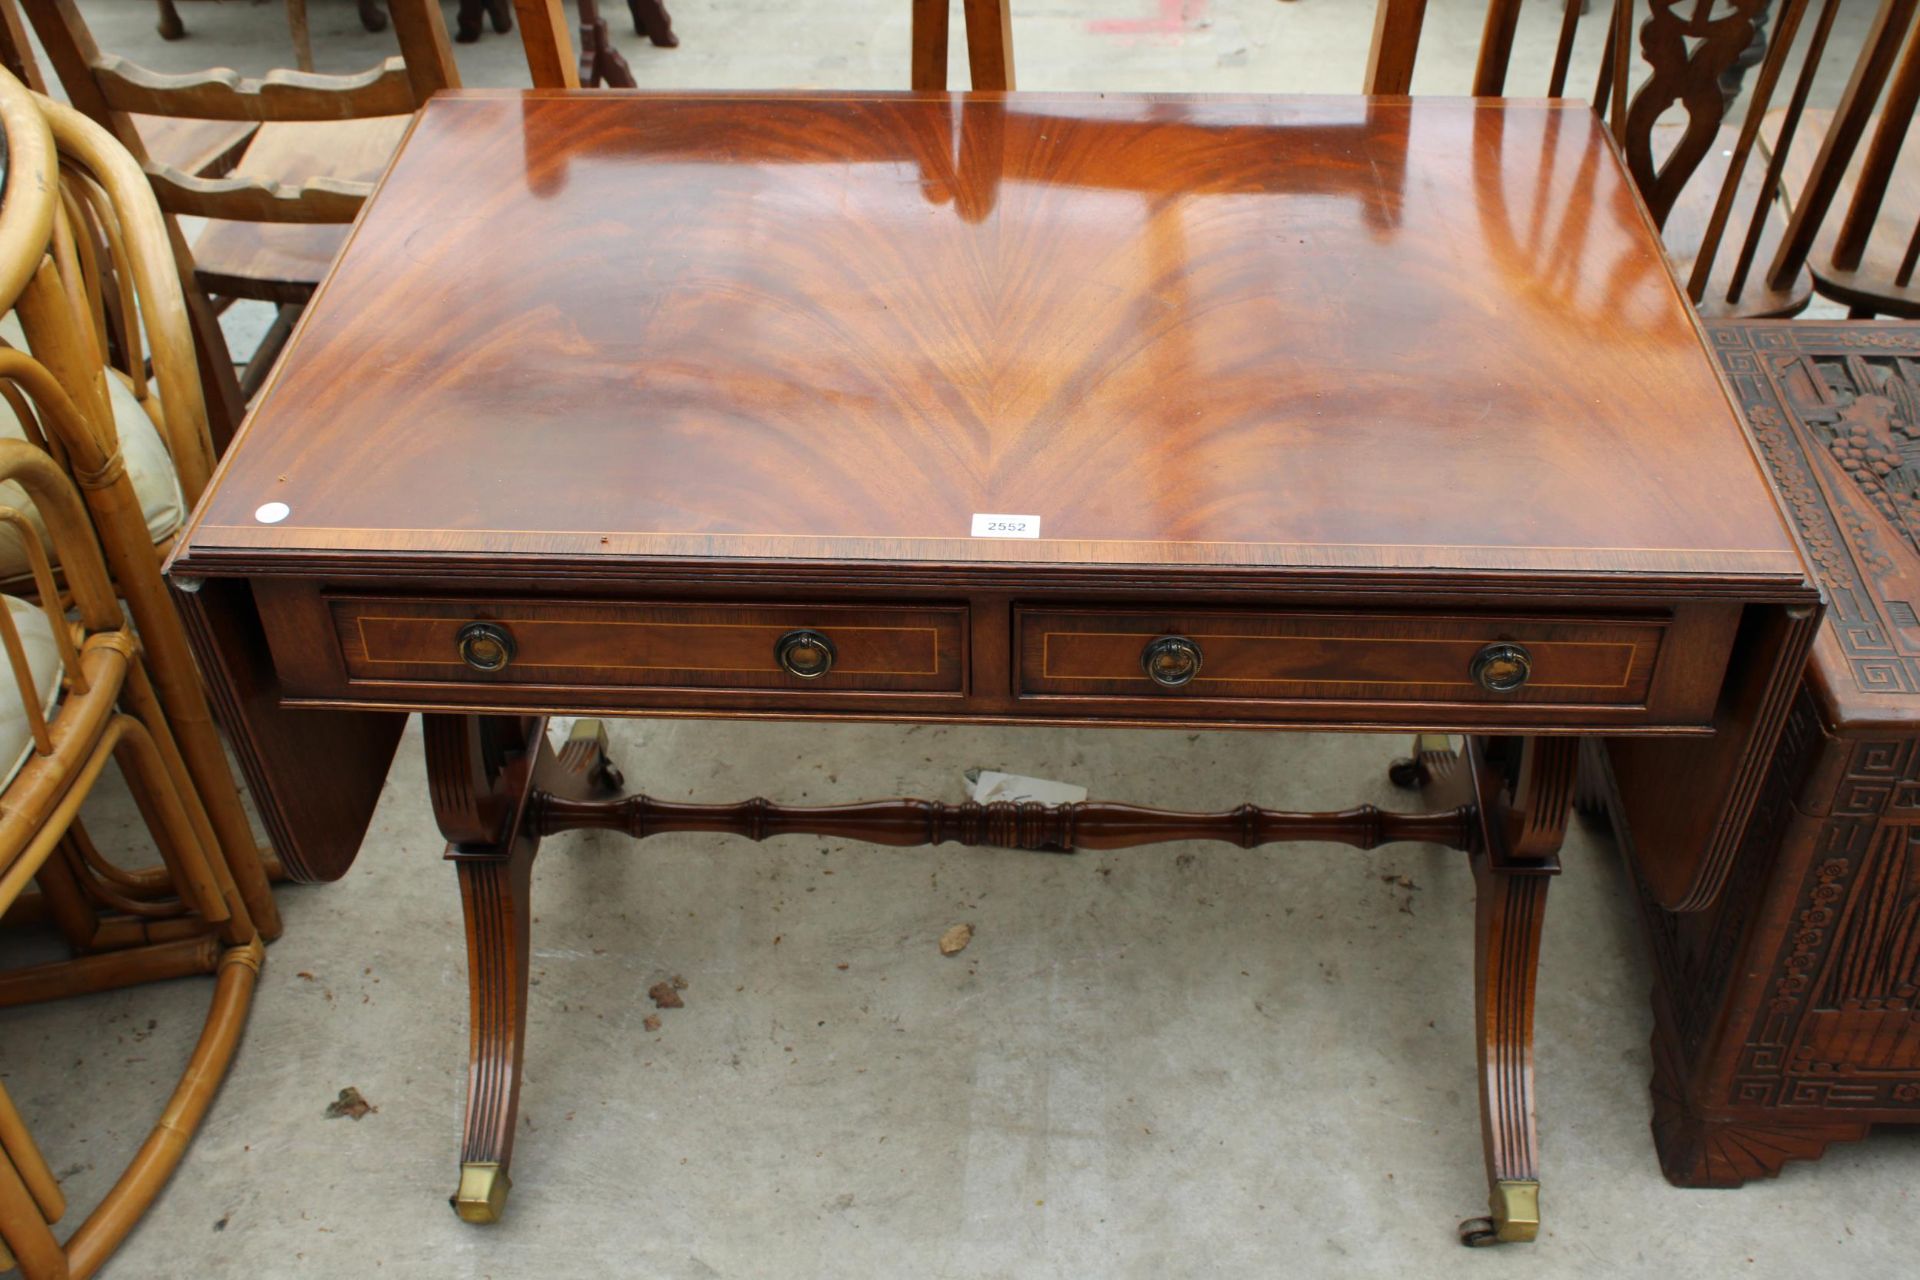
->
1623;322;1920;1185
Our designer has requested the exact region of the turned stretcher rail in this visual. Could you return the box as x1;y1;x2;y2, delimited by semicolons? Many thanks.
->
529;793;1480;853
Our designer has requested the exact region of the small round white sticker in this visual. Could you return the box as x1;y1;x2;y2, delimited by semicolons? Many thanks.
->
254;502;290;524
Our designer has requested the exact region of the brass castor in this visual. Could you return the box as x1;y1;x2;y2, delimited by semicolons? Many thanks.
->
1458;1179;1539;1247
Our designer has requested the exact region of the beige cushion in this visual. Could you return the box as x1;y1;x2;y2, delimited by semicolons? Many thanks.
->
0;595;64;791
0;312;185;579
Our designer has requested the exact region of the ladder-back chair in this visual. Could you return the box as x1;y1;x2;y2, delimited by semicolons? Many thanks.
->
15;0;462;443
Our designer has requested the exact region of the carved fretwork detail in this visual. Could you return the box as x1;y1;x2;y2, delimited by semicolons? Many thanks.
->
1714;325;1920;695
1649;1013;1870;1187
1623;0;1769;225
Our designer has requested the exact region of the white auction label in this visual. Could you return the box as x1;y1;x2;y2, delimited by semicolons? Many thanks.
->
970;513;1041;539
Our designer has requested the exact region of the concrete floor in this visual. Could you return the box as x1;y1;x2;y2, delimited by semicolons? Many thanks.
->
2;1;1918;1277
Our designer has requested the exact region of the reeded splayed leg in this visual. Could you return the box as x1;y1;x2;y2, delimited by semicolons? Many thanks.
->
450;833;535;1224
428;713;608;1224
428;713;540;1223
1459;736;1573;1247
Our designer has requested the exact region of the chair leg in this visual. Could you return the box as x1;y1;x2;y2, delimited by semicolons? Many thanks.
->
62;939;262;1280
455;0;487;41
180;283;245;455
0;1147;65;1279
116;661;276;942
155;0;185;39
285;0;314;72
626;0;678;47
236;304;302;402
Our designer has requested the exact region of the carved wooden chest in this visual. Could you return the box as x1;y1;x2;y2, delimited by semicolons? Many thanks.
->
1593;320;1920;1185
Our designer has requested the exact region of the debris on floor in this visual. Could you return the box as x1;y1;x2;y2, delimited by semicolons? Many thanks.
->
967;770;1088;805
323;1088;376;1121
939;923;974;956
643;1014;662;1032
648;981;685;1009
1380;873;1420;916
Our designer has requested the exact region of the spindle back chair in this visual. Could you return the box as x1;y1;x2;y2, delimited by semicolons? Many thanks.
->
1365;0;1849;317
1766;0;1920;316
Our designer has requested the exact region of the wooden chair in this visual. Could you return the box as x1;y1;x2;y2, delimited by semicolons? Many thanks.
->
1761;0;1920;318
0;78;281;945
15;0;462;445
1364;0;1856;318
0;70;263;1280
0;0;259;198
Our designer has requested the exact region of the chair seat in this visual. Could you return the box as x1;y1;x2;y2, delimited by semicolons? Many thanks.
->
131;114;257;179
190;117;409;304
0;313;187;578
0;595;63;791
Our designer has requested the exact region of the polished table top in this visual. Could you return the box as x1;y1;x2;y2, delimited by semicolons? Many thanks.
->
175;91;1800;586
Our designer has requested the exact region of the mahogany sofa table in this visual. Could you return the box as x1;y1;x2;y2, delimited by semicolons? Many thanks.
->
166;89;1818;1246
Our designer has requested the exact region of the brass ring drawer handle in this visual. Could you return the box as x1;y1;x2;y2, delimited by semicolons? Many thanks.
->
456;622;515;673
1471;643;1531;694
1142;635;1203;688
775;629;836;679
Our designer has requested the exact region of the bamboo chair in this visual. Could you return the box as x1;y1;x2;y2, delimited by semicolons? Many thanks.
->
15;0;464;446
0;74;262;1280
1363;0;1861;318
0;80;280;943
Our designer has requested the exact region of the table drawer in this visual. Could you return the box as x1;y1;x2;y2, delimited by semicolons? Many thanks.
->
329;597;966;693
1016;607;1666;707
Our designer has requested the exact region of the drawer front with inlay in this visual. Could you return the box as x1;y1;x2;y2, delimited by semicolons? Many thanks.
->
330;597;966;693
1016;607;1666;707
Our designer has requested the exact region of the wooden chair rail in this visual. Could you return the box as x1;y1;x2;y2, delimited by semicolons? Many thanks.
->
144;163;370;224
93;53;416;123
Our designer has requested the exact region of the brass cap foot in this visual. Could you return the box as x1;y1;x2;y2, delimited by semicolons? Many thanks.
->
1490;1179;1539;1243
1458;1180;1540;1247
451;1161;511;1224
